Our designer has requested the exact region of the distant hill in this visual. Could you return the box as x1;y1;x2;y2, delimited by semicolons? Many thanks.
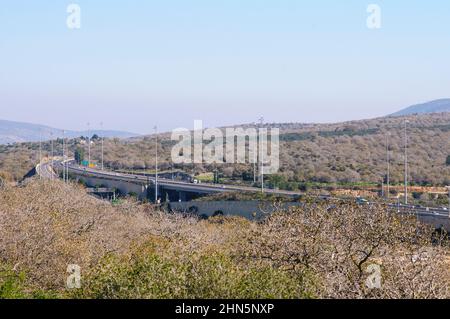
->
0;119;139;144
390;99;450;116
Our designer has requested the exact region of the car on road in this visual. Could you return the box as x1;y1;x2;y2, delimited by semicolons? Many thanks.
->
356;197;370;205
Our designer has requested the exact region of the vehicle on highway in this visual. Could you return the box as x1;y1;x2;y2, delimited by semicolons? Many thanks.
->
356;197;369;205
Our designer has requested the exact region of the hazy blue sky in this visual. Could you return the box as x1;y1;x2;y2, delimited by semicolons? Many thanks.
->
1;1;449;134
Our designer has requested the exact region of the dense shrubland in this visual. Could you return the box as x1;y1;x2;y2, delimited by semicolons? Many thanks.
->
0;143;39;181
0;180;448;299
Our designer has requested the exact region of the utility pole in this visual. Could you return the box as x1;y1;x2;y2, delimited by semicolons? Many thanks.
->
259;117;264;193
154;125;159;204
100;122;104;171
404;120;408;205
386;132;390;199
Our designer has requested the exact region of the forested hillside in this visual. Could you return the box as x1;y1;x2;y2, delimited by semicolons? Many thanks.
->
2;113;450;186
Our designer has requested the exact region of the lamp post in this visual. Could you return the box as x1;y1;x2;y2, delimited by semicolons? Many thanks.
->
62;130;65;183
154;125;158;204
404;120;409;205
39;129;42;180
259;116;264;193
386;132;390;199
87;122;91;167
446;186;450;217
50;132;54;180
100;122;104;171
253;122;257;184
253;143;257;185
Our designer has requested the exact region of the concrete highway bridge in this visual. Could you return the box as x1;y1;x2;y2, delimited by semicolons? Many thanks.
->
35;159;450;231
38;159;303;202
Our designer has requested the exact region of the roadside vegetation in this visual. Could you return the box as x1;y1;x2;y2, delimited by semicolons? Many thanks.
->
0;179;448;299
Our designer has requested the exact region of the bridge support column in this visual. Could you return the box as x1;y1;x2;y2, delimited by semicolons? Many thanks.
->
178;191;187;202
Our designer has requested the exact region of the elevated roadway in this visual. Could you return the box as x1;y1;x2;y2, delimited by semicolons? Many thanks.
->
36;159;450;231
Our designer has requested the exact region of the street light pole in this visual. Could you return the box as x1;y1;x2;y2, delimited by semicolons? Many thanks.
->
386;132;390;199
154;125;158;204
253;143;257;184
39;129;42;180
259;117;264;193
404;120;408;205
447;186;450;216
100;122;104;171
66;146;69;183
87;122;91;167
50;132;54;180
253;122;257;184
66;132;70;182
62;130;65;183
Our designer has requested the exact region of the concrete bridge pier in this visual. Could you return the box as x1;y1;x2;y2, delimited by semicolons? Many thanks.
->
177;191;186;202
152;187;189;202
148;186;201;203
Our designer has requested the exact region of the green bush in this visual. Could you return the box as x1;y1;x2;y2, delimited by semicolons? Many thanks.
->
0;263;60;299
72;240;313;299
0;264;28;299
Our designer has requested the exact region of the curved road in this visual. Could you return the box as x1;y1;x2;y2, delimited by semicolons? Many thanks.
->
36;160;59;179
